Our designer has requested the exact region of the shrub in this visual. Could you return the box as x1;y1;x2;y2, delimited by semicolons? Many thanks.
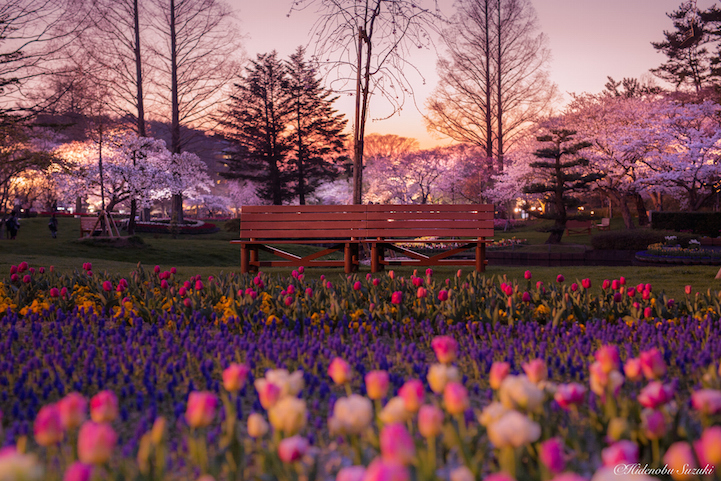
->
224;218;241;233
591;229;699;250
651;211;721;236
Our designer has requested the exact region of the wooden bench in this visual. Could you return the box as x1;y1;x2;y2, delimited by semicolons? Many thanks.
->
364;204;494;272
231;204;494;273
231;205;367;273
79;217;99;238
566;220;592;236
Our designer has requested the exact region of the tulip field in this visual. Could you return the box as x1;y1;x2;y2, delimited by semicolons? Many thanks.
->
2;261;721;481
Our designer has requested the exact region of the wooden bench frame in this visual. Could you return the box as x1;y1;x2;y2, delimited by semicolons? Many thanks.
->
565;220;592;236
595;217;610;231
231;204;494;274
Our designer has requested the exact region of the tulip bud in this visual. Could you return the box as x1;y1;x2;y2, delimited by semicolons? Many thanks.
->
418;405;444;438
78;422;117;465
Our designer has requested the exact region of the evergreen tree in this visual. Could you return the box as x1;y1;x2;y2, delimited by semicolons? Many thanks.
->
652;1;714;92
285;47;348;204
221;52;294;205
524;129;604;244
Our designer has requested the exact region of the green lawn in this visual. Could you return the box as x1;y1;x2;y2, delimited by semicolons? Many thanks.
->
3;215;720;300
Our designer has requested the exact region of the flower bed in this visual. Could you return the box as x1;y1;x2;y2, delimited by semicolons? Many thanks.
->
637;242;721;265
3;262;721;480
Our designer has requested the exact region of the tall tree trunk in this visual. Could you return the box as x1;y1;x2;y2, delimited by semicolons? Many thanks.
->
352;27;365;205
496;0;503;172
296;99;305;205
634;193;649;226
128;0;145;236
484;0;493;162
169;0;183;223
546;153;566;244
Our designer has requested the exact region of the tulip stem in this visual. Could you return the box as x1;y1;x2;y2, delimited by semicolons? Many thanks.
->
652;438;660;468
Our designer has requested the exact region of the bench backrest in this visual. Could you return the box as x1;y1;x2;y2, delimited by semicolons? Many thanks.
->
566;220;591;228
366;204;494;239
240;205;367;239
239;204;494;240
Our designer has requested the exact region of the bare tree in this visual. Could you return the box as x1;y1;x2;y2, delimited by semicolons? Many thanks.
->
0;0;87;117
425;0;556;172
150;0;241;221
292;0;442;204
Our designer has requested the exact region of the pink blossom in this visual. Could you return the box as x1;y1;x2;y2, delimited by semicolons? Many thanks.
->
639;348;666;380
695;426;721;467
522;359;547;384
685;285;692;295
185;391;217;428
489;362;510;390
257;381;282;409
328;358;352;384
337;466;366;481
398;379;424;412
554;383;586;410
63;462;93;481
691;389;721;415
443;382;469;415
78;422;117;465
391;291;403;304
362;458;410;481
431;336;458;364
365;371;390;400
437;290;448;301
556;274;564;283
637;382;674;409
664;442;697;477
642;410;666;440
602;440;639;466
522;292;531;303
58;393;87;430
380;424;415;465
594;345;620;373
34;404;64;446
418;405;444;438
278;435;309;463
50;288;60;298
90;391;118;423
623;358;643;381
222;363;250;392
416;287;427;298
581;278;591;289
602;279;610;289
539;438;565;474
524;270;532;280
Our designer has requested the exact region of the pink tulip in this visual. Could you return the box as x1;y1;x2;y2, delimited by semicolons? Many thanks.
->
637;382;674;409
431;336;458;364
685;285;692;295
416;287;427;298
58;393;87;430
437;290;449;301
278;435;309;463
623;358;643;381
643;306;653;318
443;382;469;415
425;268;433;277
399;379;424;412
90;391;118;423
184;298;192;308
418;405;444;438
337;466;366;481
22;274;31;283
380;424;415;465
78;422;117;465
602;279;610;289
524;270;532;280
570;283;578;292
388;270;395;280
195;280;204;290
483;475;515;481
34;404;64;446
522;291;531;303
548;475;585;481
160;280;168;289
691;389;721;415
664;442;697;480
696;426;721;466
257;381;282;409
581;278;591;289
556;274;564;283
365;371;390;400
61;287;68;298
179;287;187;297
18;261;28;272
627;287;636;297
642;410;666;440
391;291;403;304
102;281;112;292
594;345;620;373
619;276;626;285
222;363;250;392
554;383;586;410
372;278;380;286
328;358;352;384
412;277;423;287
9;266;16;275
522;359;547;384
613;292;622;302
185;391;217;428
639;348;666;380
602;440;639;466
539;438;565;474
50;287;60;298
536;281;543;290
611;279;619;290
63;462;93;481
363;458;410;481
489;362;510;390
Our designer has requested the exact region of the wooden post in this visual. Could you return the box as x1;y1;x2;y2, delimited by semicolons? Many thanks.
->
371;243;379;272
344;243;353;273
476;239;487;273
241;244;249;273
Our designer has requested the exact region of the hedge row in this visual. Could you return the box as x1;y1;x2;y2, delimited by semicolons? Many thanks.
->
651;211;721;237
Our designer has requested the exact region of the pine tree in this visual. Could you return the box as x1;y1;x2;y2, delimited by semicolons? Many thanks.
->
221;52;294;205
652;1;713;92
285;47;348;204
524;129;604;244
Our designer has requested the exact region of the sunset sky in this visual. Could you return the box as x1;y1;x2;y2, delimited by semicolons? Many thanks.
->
231;0;712;148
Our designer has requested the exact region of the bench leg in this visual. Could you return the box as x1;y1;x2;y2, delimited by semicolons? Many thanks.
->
475;242;486;273
344;243;353;273
241;245;250;273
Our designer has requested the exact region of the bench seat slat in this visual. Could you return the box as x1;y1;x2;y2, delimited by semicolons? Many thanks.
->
366;212;493;221
242;205;367;213
365;204;494;212
242;213;368;222
241;221;367;230
240;229;366;238
365;229;494;238
366;220;489;229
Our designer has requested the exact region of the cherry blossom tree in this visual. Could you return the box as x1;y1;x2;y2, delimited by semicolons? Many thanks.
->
637;100;721;211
